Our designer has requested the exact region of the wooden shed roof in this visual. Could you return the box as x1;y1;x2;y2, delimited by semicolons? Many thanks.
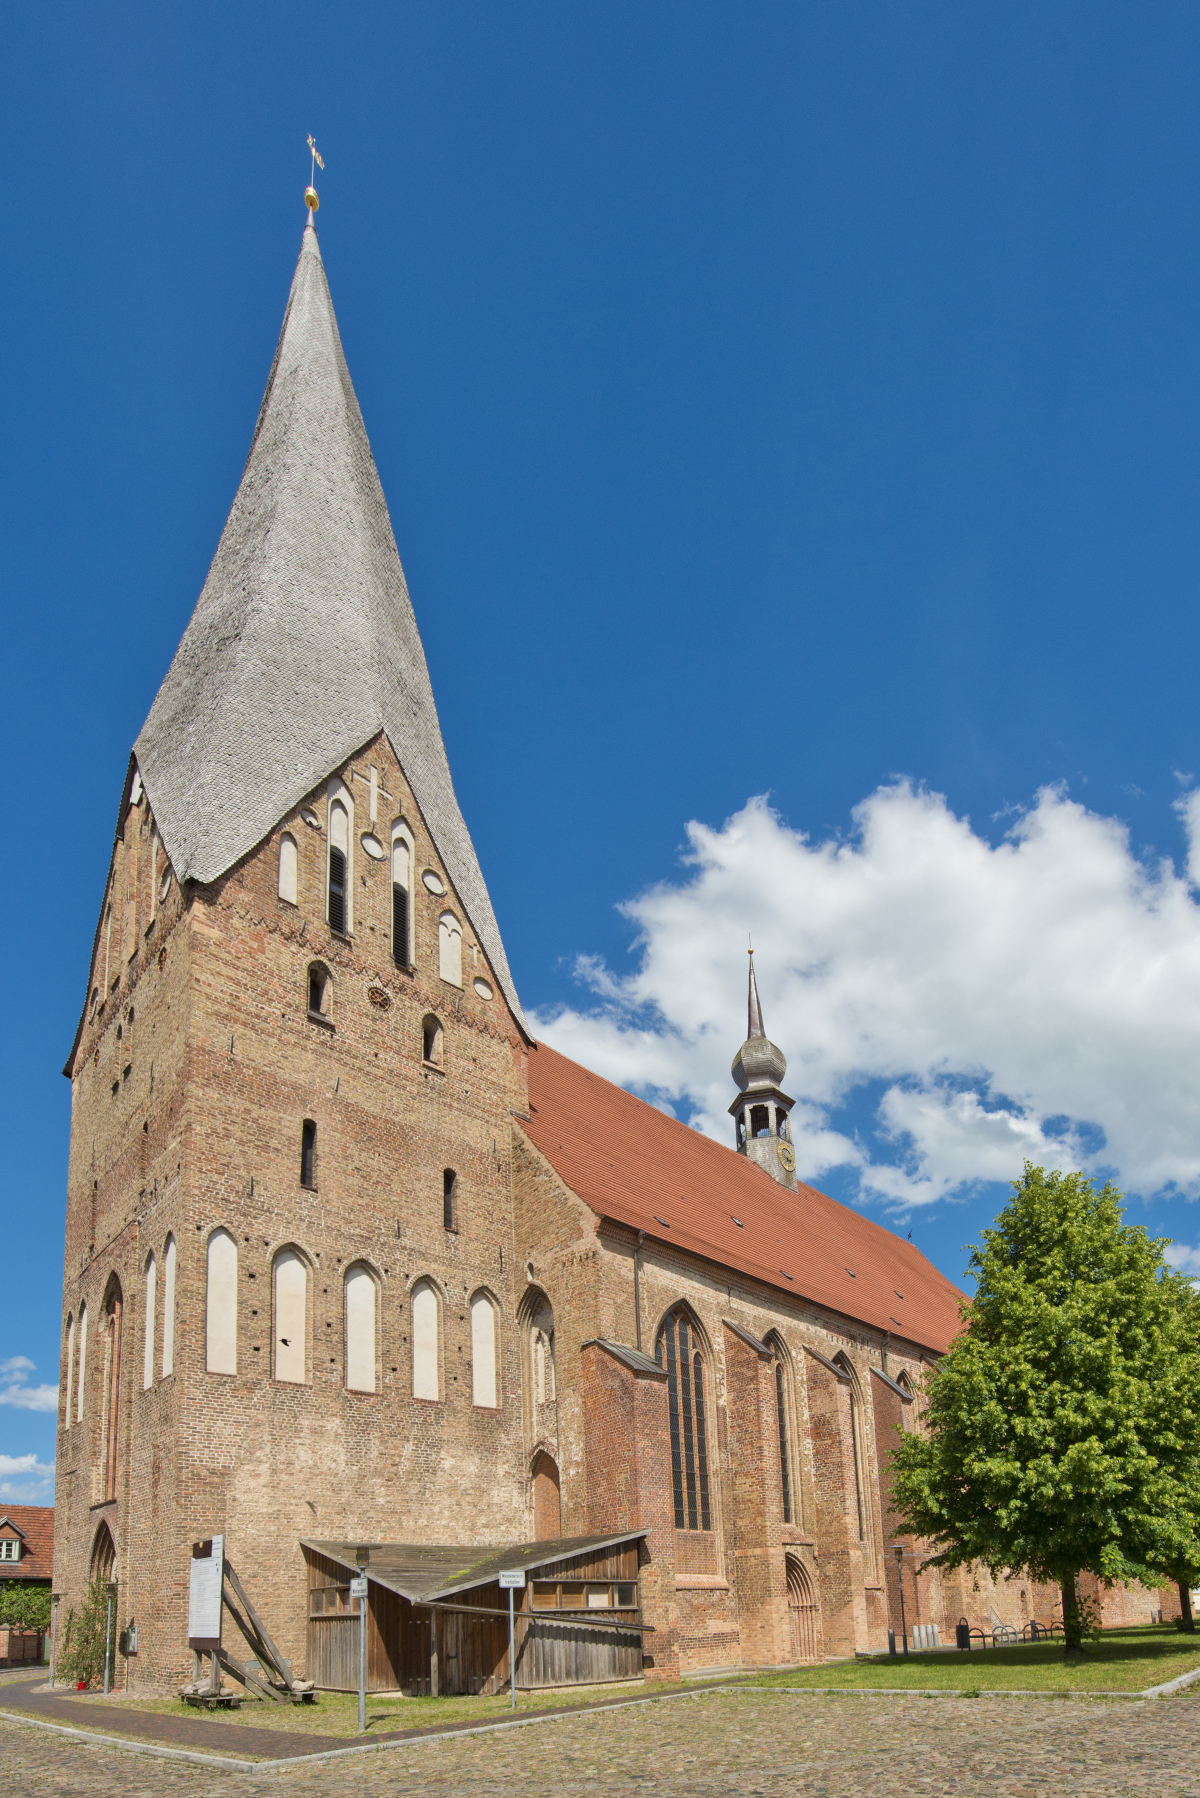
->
302;1531;646;1603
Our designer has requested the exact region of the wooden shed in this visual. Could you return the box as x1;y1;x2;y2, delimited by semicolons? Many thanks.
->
301;1532;647;1696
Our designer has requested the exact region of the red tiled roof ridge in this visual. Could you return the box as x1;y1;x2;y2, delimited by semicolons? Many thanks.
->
524;1041;966;1355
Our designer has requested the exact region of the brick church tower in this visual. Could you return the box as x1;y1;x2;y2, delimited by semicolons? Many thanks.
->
55;218;537;1690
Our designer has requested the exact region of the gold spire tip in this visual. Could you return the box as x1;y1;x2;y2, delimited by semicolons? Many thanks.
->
305;134;325;214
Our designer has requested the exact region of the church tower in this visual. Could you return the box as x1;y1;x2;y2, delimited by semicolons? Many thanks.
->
729;951;798;1191
55;213;534;1692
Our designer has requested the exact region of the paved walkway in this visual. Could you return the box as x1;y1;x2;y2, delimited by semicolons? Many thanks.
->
4;1684;1200;1795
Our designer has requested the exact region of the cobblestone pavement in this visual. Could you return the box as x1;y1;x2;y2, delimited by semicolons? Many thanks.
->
4;1688;1200;1796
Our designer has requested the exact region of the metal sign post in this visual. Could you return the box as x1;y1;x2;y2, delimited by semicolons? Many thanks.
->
49;1595;59;1688
102;1583;116;1694
353;1547;370;1735
499;1569;526;1711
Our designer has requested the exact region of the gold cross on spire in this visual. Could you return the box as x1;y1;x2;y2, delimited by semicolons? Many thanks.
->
305;136;325;215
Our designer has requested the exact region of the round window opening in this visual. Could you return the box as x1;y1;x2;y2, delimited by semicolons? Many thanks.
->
422;869;446;895
473;977;493;1001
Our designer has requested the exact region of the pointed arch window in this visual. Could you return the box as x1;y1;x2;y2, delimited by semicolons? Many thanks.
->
655;1309;712;1532
76;1303;88;1422
278;833;298;906
162;1235;176;1378
834;1352;876;1573
101;1281;123;1503
438;911;462;986
64;1313;75;1426
328;799;349;934
206;1229;238;1374
391;827;412;968
470;1291;498;1408
772;1341;793;1525
411;1281;439;1401
273;1249;307;1384
345;1264;377;1394
142;1253;157;1390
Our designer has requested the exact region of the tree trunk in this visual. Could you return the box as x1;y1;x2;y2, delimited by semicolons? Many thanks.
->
1179;1581;1195;1633
1060;1570;1084;1655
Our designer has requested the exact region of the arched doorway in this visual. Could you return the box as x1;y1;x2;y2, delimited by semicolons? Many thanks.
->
90;1520;116;1584
786;1554;819;1663
532;1452;561;1539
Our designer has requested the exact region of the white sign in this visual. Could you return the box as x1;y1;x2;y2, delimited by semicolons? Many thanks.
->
187;1535;224;1646
349;1577;368;1599
499;1568;526;1590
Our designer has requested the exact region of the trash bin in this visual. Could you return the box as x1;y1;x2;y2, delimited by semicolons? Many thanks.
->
955;1618;971;1651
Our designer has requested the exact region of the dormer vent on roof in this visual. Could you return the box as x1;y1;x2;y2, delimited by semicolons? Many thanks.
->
133;220;524;1029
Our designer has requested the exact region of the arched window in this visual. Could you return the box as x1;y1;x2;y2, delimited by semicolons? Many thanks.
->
391;829;411;967
422;1016;444;1067
64;1314;75;1426
771;1339;793;1525
438;911;462;986
301;1119;317;1189
470;1291;498;1408
90;1521;116;1584
328;799;349;934
76;1303;88;1421
162;1235;176;1378
142;1253;157;1390
345;1264;377;1394
443;1169;458;1232
532;1452;561;1539
206;1228;238;1374
278;833;298;906
274;1249;307;1384
101;1280;123;1504
834;1352;875;1572
307;963;331;1020
411;1281;439;1401
655;1309;712;1533
535;1328;556;1404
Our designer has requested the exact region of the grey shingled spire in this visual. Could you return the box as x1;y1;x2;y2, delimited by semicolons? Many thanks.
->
135;222;524;1028
747;949;766;1040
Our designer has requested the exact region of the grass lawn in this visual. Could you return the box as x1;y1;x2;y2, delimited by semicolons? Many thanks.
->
746;1625;1200;1694
64;1676;654;1738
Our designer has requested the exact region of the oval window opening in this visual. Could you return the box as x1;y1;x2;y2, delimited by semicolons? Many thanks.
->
422;869;446;895
473;978;493;1000
360;832;386;860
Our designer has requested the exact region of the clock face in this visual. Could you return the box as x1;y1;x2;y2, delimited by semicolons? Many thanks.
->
776;1141;796;1173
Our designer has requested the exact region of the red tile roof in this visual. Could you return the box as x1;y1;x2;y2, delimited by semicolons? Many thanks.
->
524;1044;965;1355
0;1505;53;1581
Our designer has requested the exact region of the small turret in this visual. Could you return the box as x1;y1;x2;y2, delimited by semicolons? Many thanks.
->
729;951;798;1191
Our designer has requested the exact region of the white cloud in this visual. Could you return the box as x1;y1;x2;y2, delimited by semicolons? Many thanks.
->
0;1454;54;1504
533;782;1200;1212
0;1357;58;1414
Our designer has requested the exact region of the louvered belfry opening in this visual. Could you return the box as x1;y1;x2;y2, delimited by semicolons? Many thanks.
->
328;846;346;935
392;881;409;968
655;1309;712;1538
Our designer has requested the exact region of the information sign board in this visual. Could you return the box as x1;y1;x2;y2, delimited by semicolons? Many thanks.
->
499;1568;526;1589
187;1535;224;1649
349;1576;368;1599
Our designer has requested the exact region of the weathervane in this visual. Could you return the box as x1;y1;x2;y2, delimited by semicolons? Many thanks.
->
305;135;325;216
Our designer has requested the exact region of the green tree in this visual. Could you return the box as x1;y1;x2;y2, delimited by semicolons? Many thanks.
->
0;1582;52;1629
892;1164;1200;1653
57;1578;114;1688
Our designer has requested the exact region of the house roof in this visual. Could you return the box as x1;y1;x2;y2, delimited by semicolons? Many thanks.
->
523;1043;965;1354
303;1531;645;1603
132;221;524;1030
0;1505;53;1581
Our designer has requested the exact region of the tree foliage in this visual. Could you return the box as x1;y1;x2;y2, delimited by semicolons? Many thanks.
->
57;1578;114;1688
892;1164;1200;1651
0;1581;51;1629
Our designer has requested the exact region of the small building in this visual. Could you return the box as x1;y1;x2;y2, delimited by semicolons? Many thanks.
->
0;1508;53;1589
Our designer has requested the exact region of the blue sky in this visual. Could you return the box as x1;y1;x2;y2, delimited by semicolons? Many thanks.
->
6;1;1200;1498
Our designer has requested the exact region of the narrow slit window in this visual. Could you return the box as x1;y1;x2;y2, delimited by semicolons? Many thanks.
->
308;964;331;1019
142;1254;156;1390
423;1016;444;1066
301;1119;317;1189
328;801;348;934
443;1169;458;1231
391;835;410;967
162;1235;176;1378
278;833;298;905
76;1303;88;1421
64;1314;75;1425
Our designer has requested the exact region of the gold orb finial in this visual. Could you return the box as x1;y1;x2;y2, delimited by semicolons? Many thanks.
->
305;135;325;217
